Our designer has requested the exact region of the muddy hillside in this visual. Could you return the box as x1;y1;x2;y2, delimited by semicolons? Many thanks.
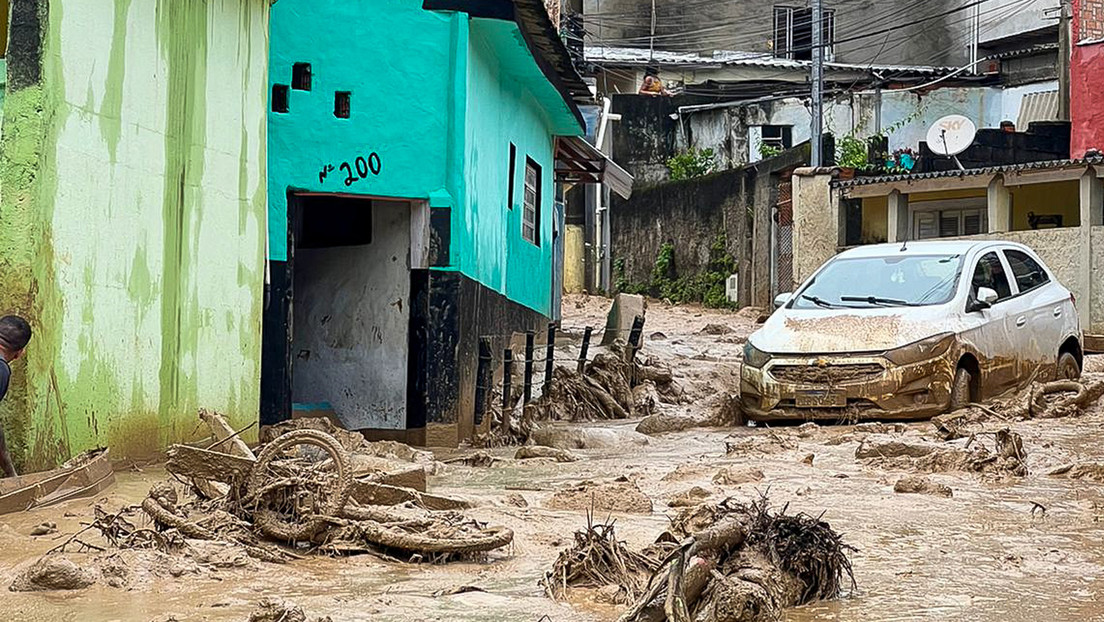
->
2;294;1104;621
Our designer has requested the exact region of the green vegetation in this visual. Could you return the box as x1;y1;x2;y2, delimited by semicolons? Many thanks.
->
615;235;737;309
757;141;783;159
836;135;868;169
666;147;716;181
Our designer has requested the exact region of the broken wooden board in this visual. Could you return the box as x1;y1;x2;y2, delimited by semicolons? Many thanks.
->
166;445;256;483
199;409;255;459
0;448;115;515
349;481;473;511
350;456;427;492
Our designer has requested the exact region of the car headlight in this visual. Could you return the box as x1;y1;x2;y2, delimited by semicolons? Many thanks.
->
884;332;955;366
743;342;772;369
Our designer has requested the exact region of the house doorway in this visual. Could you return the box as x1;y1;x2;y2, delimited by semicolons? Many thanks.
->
261;194;424;435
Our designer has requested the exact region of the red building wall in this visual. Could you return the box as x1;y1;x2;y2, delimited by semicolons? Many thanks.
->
1072;0;1104;157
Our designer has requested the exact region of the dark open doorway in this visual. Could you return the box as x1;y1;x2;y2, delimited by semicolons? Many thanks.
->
260;194;416;434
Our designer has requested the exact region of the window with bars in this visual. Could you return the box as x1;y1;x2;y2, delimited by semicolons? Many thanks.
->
522;158;541;246
773;6;835;61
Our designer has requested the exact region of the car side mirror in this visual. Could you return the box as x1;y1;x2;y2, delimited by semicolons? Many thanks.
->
773;292;792;309
968;286;998;313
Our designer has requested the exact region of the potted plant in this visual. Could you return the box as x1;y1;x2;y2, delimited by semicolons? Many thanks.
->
836;135;867;180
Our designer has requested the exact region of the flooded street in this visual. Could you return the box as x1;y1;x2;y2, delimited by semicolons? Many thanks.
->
3;297;1104;621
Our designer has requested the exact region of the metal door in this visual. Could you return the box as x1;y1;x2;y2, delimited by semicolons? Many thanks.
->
771;176;795;299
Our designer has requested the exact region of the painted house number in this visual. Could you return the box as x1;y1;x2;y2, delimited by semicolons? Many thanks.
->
319;152;382;186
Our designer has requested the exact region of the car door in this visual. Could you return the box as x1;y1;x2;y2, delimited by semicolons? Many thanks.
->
1003;248;1065;379
962;250;1018;398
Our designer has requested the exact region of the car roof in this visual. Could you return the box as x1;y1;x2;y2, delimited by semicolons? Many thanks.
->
835;239;1025;259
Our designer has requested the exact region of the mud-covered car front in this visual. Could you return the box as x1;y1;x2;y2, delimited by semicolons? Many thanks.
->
739;332;958;421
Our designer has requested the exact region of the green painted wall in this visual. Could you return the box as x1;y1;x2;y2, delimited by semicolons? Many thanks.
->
267;0;455;263
463;19;566;315
0;0;269;468
268;1;581;316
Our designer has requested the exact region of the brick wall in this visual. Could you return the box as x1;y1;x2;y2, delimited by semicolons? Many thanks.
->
1073;0;1104;156
1078;0;1104;42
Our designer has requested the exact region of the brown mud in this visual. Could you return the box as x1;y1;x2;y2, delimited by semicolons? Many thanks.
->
3;295;1104;620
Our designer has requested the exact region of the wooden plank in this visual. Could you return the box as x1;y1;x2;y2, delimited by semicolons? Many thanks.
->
166;445;256;483
199;409;255;459
349;481;472;511
0;448;115;515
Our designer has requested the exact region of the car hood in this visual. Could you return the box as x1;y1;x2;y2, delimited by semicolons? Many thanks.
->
749;307;955;355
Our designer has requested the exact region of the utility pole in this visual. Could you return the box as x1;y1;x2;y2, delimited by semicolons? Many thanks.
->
1059;0;1071;121
810;0;825;166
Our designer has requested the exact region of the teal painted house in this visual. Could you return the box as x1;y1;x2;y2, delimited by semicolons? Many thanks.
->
265;0;602;445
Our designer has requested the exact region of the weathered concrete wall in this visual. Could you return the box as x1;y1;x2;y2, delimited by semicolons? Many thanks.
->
618;84;1058;190
291;201;412;431
0;0;269;468
610;172;731;286
609;94;714;185
792;172;840;287
582;0;972;65
1092;227;1104;333
610;147;807;307
979;0;1058;44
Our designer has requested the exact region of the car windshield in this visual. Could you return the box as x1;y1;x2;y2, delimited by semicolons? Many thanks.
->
791;254;964;309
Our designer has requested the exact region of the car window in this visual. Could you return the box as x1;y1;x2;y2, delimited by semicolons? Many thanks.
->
791;254;963;309
1004;249;1049;293
970;252;1013;301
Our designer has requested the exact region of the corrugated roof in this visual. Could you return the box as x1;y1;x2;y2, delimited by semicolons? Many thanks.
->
584;45;954;75
834;157;1104;188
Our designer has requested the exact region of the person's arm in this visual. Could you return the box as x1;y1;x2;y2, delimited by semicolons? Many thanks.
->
0;363;16;478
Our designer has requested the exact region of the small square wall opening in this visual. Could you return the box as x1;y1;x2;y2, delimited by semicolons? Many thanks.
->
334;91;351;118
272;84;289;113
292;63;312;91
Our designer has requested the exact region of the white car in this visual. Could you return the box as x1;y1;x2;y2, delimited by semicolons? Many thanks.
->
740;240;1082;422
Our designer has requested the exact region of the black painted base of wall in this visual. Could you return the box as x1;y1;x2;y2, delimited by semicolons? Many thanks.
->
409;269;548;445
262;261;548;445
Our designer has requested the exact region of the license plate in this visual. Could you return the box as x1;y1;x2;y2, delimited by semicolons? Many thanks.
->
795;390;846;408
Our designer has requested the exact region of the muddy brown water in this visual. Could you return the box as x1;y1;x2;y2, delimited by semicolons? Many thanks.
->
4;298;1104;621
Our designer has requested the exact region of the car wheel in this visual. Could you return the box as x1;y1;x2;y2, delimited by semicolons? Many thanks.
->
1057;351;1081;381
949;367;972;411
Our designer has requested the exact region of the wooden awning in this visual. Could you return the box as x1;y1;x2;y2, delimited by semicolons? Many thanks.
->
554;136;634;199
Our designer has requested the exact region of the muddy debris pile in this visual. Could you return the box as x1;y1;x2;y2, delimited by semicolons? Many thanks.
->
154;422;513;562
13;415;516;592
544;516;664;604
527;346;684;424
480;333;689;446
249;597;332;622
856;429;1027;476
933;376;1104;440
549;497;854;622
546;477;655;515
724;432;798;456
893;475;953;498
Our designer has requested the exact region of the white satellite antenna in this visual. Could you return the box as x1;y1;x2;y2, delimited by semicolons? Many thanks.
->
926;114;977;171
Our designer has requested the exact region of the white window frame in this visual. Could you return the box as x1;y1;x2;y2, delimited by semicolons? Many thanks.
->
773;6;835;61
909;198;988;239
522;158;541;245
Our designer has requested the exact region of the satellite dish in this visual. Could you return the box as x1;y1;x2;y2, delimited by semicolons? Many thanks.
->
926;115;977;156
